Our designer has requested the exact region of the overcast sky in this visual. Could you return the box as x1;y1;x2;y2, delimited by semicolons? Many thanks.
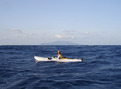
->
0;0;121;45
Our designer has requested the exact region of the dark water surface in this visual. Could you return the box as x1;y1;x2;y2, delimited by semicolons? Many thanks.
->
0;45;121;89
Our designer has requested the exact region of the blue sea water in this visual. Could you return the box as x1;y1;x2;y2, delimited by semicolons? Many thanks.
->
0;45;121;89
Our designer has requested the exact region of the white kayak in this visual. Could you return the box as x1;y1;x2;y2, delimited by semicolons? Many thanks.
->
34;56;83;62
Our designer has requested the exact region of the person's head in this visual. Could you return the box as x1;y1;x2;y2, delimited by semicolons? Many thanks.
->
57;50;61;54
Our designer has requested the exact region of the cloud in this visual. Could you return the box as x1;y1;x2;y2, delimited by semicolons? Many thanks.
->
83;31;89;35
63;30;76;33
9;28;22;33
63;30;90;36
55;34;75;39
71;36;75;39
55;34;63;38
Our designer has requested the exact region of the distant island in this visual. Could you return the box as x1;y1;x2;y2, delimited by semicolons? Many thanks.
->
41;41;78;45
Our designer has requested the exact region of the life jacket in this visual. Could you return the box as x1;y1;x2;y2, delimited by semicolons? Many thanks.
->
57;54;63;59
60;54;63;59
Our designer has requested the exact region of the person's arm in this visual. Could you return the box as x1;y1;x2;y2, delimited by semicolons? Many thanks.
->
58;55;60;59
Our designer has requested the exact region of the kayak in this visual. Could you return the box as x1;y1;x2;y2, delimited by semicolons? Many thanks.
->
34;56;83;62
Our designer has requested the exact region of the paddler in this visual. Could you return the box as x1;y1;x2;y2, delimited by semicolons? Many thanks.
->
57;50;63;59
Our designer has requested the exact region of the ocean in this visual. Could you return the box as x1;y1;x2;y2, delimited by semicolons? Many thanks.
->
0;45;121;89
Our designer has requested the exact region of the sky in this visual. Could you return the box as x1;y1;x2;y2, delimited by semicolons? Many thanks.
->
0;0;121;45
